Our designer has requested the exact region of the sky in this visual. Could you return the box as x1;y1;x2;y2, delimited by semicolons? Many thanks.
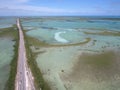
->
0;0;120;16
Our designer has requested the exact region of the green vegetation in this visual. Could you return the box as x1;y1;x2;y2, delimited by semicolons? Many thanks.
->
23;28;91;90
84;31;120;36
25;34;91;47
23;30;51;90
80;51;115;68
0;25;17;37
0;25;19;90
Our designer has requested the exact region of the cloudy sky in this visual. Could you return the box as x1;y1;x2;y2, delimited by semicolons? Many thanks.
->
0;0;120;16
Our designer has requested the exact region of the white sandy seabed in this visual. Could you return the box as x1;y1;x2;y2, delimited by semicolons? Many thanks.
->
54;32;69;43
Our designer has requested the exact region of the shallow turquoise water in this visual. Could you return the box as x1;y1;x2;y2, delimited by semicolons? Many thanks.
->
0;17;16;28
21;17;120;50
21;16;120;90
0;17;16;90
0;38;14;90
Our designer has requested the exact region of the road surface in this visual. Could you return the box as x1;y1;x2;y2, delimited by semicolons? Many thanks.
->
15;18;35;90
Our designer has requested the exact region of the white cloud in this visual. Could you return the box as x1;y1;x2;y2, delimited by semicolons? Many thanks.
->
0;4;80;16
0;2;79;14
2;0;119;16
0;0;78;15
0;0;82;15
1;3;119;16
